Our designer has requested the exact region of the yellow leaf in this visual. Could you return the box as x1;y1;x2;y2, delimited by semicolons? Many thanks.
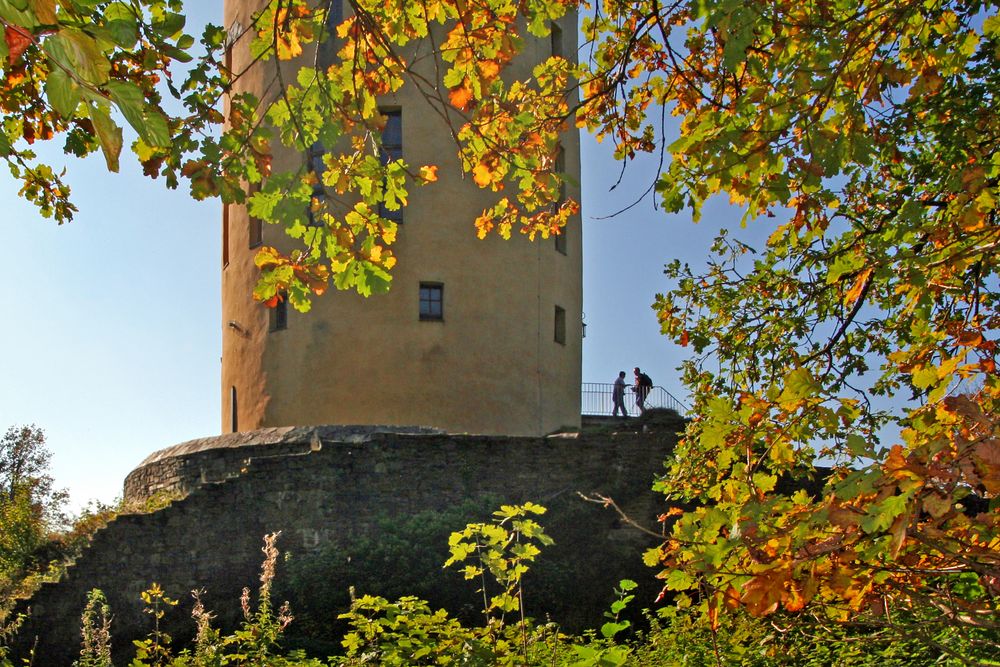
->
472;161;493;188
418;164;438;183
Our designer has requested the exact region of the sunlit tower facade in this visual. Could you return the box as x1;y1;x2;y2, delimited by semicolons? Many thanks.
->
220;0;582;436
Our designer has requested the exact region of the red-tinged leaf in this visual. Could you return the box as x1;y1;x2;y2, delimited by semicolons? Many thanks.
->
972;439;1000;494
921;492;951;519
5;25;32;64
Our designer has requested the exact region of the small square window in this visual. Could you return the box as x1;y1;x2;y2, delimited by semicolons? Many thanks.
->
554;305;566;344
419;283;443;321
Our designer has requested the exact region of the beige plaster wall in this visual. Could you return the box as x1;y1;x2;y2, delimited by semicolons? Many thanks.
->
221;2;582;436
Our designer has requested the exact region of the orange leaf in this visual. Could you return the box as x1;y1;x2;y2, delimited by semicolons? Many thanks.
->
5;25;32;64
477;59;500;80
449;83;474;111
844;267;872;307
707;593;720;631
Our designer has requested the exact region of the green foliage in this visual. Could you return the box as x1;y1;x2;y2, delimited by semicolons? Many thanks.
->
77;589;112;667
277;499;500;646
335;595;497;665
635;604;999;667
574;0;1000;654
133;582;180;665
10;504;993;665
0;424;66;599
1;0;219;222
444;502;553;625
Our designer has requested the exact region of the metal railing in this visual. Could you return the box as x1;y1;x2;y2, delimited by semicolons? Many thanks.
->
581;382;688;417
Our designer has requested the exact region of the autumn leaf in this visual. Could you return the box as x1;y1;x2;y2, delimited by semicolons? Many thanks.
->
5;25;32;64
449;82;474;110
472;161;494;188
418;165;438;183
844;267;872;307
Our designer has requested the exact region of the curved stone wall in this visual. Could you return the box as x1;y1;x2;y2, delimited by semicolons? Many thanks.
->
122;425;443;502
12;416;685;665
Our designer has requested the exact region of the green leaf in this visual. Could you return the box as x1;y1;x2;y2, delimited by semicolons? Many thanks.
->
778;368;819;409
44;67;80;118
618;579;638;591
664;568;695;591
151;11;185;38
44;28;111;86
106;80;170;147
861;493;910;534
105;18;139;48
600;621;630;639
826;251;865;283
86;100;122;172
0;1;38;28
846;434;872;457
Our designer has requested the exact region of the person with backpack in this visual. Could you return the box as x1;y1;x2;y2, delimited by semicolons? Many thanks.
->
633;367;653;414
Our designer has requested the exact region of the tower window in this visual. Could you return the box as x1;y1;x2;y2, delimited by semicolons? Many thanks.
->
379;109;403;222
554;305;566;344
222;203;230;268
270;292;288;331
249;183;262;247
550;23;563;59
317;0;344;65
419;283;443;321
307;141;327;227
554;145;567;255
230;385;238;433
249;217;262;248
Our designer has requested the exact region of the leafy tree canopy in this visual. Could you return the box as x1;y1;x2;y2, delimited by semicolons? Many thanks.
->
2;0;999;657
0;424;66;583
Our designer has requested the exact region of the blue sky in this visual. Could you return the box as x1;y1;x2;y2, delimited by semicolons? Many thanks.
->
0;6;765;509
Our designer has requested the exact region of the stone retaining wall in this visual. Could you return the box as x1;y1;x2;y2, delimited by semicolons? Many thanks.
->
11;416;684;665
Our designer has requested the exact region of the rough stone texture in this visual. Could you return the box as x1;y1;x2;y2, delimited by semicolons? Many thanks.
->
122;425;445;502
11;415;684;665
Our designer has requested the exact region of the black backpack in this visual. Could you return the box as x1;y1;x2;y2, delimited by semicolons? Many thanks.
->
639;373;653;388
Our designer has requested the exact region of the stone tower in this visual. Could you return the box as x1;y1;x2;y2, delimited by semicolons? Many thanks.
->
220;1;582;437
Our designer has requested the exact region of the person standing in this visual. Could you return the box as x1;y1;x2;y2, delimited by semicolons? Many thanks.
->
633;367;653;414
612;371;628;417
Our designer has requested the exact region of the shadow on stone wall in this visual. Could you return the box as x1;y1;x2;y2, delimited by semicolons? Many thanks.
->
9;412;686;665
